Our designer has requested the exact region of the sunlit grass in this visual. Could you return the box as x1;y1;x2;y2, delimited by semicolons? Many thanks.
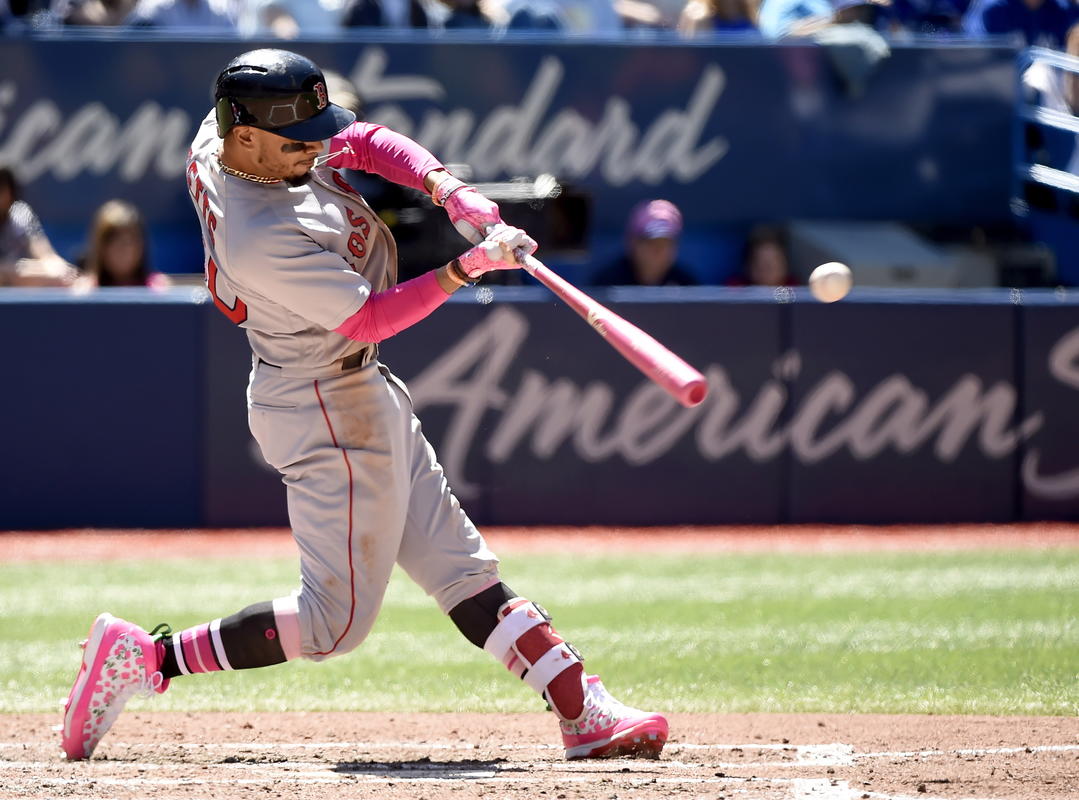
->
1;548;1076;715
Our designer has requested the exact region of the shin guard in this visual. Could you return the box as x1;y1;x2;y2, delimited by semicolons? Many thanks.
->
484;599;585;720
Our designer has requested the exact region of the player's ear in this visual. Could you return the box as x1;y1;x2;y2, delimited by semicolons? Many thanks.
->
229;126;258;152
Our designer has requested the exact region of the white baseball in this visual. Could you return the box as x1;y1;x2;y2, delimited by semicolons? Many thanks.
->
809;262;852;303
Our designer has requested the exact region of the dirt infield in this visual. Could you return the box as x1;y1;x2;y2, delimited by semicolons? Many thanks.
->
3;711;1076;800
3;523;1079;562
3;525;1078;799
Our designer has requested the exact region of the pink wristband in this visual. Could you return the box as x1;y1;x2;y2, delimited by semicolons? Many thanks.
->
334;270;450;343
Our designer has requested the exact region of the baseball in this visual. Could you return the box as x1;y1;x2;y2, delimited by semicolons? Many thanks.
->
809;262;853;303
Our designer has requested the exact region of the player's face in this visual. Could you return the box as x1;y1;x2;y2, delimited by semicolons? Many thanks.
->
747;242;790;286
250;129;325;183
630;237;677;286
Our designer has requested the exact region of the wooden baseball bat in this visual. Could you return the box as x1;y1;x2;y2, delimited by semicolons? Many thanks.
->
517;253;709;408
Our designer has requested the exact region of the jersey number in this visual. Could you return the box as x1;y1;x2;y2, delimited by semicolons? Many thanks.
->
206;256;248;325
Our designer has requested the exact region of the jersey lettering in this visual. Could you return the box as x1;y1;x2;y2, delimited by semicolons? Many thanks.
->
345;208;371;260
331;171;361;197
346;208;370;233
188;160;218;247
206;256;248;325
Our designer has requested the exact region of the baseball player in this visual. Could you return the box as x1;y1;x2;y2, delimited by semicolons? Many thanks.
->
61;49;667;763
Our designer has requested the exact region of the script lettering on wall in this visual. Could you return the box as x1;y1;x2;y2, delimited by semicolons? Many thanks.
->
408;307;1076;501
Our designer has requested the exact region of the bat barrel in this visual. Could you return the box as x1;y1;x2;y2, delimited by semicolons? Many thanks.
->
519;253;709;408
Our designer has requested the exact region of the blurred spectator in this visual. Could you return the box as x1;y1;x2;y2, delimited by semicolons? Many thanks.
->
485;0;622;30
758;0;890;37
500;0;567;29
0;167;78;288
592;200;699;286
324;69;365;121
757;0;830;35
439;0;494;27
678;0;759;33
1022;24;1079;172
559;0;623;31
76;200;170;289
128;0;238;30
962;0;1078;49
2;0;54;29
889;0;967;32
241;0;346;37
341;0;429;26
615;0;683;28
52;0;136;25
727;225;798;286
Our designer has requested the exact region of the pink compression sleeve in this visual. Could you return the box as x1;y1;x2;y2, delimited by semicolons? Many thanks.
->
334;270;451;344
327;122;444;192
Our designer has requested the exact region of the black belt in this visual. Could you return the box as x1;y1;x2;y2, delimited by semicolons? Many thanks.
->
258;346;375;372
340;348;375;370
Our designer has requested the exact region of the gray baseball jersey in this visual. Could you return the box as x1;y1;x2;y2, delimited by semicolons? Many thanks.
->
188;111;395;371
186;111;500;660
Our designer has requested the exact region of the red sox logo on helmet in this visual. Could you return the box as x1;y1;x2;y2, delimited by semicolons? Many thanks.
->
314;82;328;111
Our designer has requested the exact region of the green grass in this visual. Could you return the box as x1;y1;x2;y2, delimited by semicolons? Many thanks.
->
1;549;1077;715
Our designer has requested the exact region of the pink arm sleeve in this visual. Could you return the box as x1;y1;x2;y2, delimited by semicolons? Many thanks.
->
327;122;444;193
334;270;451;344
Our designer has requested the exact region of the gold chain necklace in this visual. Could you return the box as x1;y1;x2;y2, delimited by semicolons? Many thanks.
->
216;154;282;185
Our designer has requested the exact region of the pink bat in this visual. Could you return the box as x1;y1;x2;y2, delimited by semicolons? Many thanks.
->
517;253;708;408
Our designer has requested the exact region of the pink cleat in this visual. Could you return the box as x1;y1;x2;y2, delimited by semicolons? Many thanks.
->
560;675;668;760
61;613;172;760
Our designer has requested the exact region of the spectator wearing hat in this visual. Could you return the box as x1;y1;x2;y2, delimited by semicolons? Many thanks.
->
592;199;699;287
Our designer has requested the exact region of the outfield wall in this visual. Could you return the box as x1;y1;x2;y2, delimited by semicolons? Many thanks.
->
1;288;1077;528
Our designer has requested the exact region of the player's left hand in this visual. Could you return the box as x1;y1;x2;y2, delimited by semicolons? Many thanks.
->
434;176;502;244
457;224;537;278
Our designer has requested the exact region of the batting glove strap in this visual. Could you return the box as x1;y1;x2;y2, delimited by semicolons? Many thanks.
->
430;175;468;207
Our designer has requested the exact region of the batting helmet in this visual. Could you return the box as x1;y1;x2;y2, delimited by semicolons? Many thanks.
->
214;49;356;141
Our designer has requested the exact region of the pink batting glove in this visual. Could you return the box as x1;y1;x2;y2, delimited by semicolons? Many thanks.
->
433;176;503;244
457;224;538;278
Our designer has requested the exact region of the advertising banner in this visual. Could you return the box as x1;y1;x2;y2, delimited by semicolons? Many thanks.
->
0;38;1017;275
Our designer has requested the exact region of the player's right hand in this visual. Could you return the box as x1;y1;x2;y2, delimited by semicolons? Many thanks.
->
457;224;537;278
